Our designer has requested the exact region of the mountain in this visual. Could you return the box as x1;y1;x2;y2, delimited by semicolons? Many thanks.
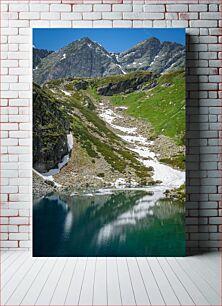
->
33;83;70;172
33;48;53;69
33;37;185;84
33;71;167;188
33;37;123;84
118;37;185;74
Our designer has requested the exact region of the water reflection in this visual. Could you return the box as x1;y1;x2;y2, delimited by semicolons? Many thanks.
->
33;189;185;257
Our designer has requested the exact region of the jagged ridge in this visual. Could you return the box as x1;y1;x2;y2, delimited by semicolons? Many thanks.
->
33;37;185;85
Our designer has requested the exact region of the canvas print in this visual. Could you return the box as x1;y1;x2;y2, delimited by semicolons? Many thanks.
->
33;29;186;257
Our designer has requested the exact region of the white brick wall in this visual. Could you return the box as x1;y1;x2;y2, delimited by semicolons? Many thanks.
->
0;0;221;254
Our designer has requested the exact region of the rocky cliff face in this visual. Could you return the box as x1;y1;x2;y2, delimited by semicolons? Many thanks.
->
33;48;53;69
118;37;185;74
33;38;123;84
33;37;185;84
33;83;70;173
97;71;155;96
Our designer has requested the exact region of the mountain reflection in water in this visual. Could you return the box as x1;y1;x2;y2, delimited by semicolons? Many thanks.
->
33;189;185;257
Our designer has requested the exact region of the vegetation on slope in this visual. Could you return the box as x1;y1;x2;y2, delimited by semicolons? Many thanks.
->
111;70;185;145
36;68;185;186
40;81;155;186
33;83;70;172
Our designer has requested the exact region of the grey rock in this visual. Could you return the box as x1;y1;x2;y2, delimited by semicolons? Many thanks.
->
33;37;185;85
97;73;154;96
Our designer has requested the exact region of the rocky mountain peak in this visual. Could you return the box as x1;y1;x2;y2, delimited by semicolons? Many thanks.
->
33;36;185;84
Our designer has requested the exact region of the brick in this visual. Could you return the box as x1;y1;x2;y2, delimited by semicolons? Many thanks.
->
9;233;28;240
199;240;221;248
133;21;143;28
8;146;30;154
199;36;217;44
9;4;28;12
199;28;209;36
74;4;92;12
208;44;221;52
50;21;72;28
93;20;112;28
0;241;18;248
190;20;218;28
19;241;31;248
209;60;221;68
142;21;153;27
112;4;132;12
199;52;217;60
30;21;50;28
113;20;132;28
143;5;165;12
210;28;221;35
2;60;18;68
123;12;164;20
153;20;172;28
166;5;188;12
133;5;143;12
172;20;188;28
179;12;198;20
165;13;178;20
200;12;221;20
61;12;82;20
30;4;49;12
9;20;29;28
94;4;111;11
50;4;71;12
2;123;18;131
41;12;60;20
72;20;93;28
199;209;218;217
10;215;29;224
102;12;122;20
209;4;219;11
83;12;102;20
210;233;221;240
1;138;18;146
19;12;40;20
189;4;207;11
19;209;30;217
0;218;8;225
1;208;18;216
209;76;221;82
9;115;29;123
19;226;30;233
191;233;209;241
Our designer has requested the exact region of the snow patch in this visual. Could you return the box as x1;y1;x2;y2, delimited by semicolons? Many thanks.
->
98;104;185;189
41;133;74;179
116;63;127;75
60;53;66;61
61;89;71;96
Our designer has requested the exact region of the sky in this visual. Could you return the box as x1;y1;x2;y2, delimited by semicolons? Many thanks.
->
33;28;185;53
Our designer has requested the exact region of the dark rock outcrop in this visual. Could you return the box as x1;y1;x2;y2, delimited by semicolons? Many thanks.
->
97;72;155;96
33;83;70;173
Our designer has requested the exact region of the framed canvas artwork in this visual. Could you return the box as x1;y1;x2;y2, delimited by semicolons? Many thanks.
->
33;28;186;257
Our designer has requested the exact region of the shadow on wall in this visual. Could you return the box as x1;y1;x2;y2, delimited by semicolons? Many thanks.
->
186;33;200;255
185;32;219;255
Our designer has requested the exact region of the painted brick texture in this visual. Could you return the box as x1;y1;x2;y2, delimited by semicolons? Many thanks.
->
0;0;221;254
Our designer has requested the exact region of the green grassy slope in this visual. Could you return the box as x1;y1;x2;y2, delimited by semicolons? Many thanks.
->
111;70;185;145
41;82;154;183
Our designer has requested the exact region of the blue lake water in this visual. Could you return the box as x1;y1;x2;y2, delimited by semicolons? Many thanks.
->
33;189;185;257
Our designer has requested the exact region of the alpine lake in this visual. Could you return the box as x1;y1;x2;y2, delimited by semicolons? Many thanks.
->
33;188;185;257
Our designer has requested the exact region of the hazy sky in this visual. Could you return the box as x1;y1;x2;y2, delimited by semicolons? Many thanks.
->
33;28;185;53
